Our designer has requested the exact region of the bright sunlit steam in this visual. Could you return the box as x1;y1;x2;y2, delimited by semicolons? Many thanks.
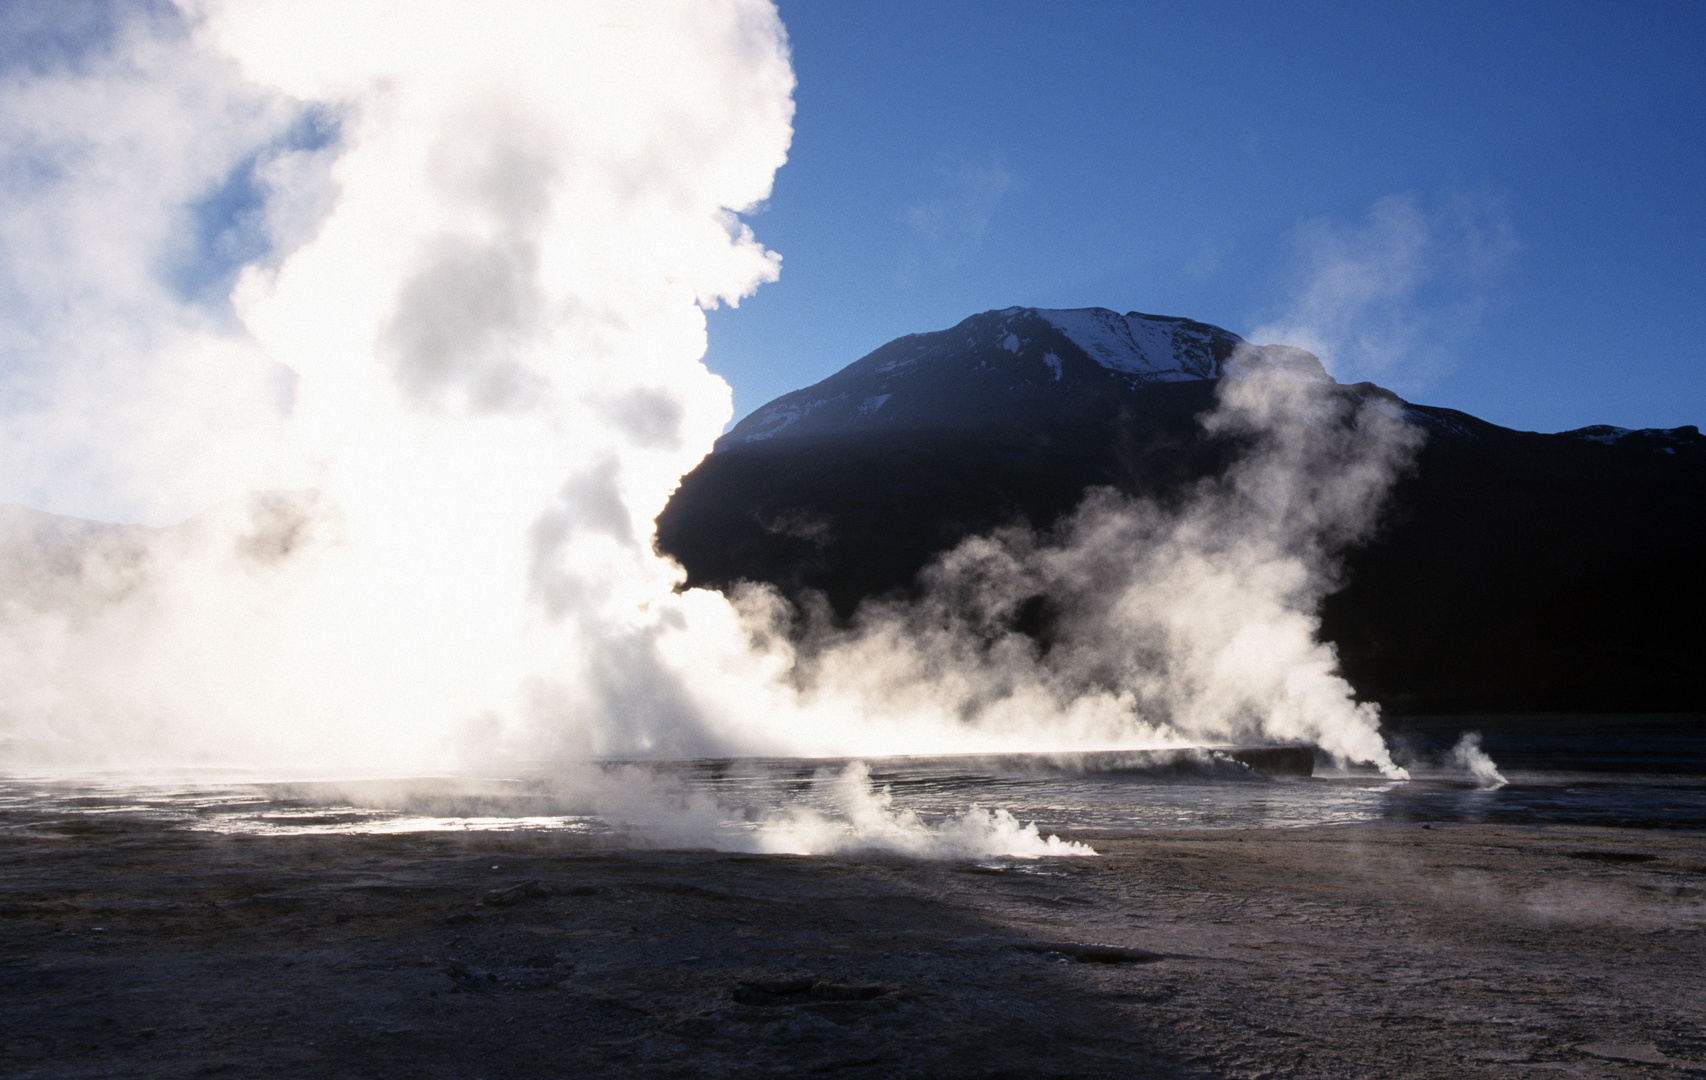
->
0;1;1427;853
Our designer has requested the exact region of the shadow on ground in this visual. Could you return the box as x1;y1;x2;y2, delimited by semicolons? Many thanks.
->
3;810;1704;1078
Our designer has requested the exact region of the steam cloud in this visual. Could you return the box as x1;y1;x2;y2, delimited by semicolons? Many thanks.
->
1450;732;1508;789
1251;191;1517;391
1;1;1422;852
719;351;1420;778
0;0;793;772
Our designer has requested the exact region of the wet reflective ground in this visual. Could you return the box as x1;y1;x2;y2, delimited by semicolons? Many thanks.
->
4;720;1703;838
7;716;1701;1079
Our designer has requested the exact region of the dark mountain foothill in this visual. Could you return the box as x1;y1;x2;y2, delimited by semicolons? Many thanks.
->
656;307;1706;718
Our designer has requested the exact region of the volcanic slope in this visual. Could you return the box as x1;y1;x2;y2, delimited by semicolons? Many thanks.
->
656;306;1706;715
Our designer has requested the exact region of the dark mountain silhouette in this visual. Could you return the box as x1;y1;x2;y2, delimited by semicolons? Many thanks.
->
657;307;1706;716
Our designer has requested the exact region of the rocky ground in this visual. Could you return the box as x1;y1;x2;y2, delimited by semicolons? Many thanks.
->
2;813;1703;1078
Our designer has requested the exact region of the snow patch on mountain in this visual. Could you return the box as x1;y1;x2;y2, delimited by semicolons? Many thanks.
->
876;345;929;375
1570;425;1632;445
1563;424;1704;453
718;306;1325;449
738;398;825;441
1033;308;1225;381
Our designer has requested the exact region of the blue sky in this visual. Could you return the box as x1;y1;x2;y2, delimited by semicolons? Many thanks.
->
704;1;1705;434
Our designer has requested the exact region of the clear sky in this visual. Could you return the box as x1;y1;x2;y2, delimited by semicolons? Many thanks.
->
704;1;1705;435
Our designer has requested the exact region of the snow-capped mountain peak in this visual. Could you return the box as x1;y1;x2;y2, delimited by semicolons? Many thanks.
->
1031;307;1222;379
721;306;1263;447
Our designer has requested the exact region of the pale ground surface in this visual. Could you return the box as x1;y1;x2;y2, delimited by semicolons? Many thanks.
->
2;813;1703;1078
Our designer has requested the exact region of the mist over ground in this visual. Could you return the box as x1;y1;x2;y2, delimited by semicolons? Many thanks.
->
0;1;1452;852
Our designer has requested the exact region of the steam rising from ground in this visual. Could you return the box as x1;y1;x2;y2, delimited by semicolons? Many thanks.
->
747;763;1095;858
0;0;792;772
719;355;1421;777
1;1;1423;852
578;761;1095;858
1451;732;1508;789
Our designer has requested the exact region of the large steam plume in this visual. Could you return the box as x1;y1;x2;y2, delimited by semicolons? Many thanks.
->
0;0;1420;845
708;351;1420;777
0;0;792;769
